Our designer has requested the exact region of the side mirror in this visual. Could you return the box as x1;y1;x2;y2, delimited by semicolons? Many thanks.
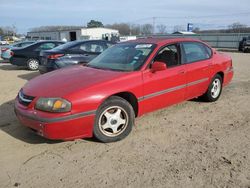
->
151;61;167;72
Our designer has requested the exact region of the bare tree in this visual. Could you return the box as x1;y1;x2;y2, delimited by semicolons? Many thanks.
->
193;27;200;33
157;24;167;34
141;24;153;35
0;27;4;36
173;25;185;33
228;22;247;33
2;26;17;36
106;23;131;35
130;24;141;35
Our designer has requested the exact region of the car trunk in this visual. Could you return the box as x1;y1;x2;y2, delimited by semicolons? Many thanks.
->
39;50;65;65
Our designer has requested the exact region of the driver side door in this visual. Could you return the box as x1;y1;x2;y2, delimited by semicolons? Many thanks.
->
141;43;187;114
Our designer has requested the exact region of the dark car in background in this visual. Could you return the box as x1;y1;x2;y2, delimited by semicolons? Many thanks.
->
238;36;250;52
1;41;35;60
10;41;64;70
38;40;115;74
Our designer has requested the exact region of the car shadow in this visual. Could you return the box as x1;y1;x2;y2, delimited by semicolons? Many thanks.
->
0;99;62;144
0;59;10;63
188;97;203;103
18;72;40;81
0;64;26;71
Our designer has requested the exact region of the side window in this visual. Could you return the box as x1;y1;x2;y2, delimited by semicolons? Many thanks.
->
13;44;20;47
70;42;105;53
182;42;211;63
56;42;64;47
154;44;180;68
80;42;105;53
204;45;212;57
106;42;114;48
21;43;32;47
37;43;56;50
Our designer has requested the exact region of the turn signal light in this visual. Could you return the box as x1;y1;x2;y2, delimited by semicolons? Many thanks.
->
48;54;64;59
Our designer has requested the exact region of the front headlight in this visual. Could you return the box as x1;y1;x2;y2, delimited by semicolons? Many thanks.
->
35;98;71;113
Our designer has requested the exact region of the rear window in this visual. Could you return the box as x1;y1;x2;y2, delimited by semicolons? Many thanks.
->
52;41;82;50
37;43;56;50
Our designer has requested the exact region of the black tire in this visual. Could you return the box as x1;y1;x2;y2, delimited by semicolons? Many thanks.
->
202;74;223;102
27;59;39;71
93;96;135;143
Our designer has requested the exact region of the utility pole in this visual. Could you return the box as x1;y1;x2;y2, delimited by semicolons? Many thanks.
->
152;17;156;34
129;23;132;36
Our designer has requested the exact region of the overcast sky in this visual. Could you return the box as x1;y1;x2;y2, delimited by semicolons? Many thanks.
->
1;0;250;34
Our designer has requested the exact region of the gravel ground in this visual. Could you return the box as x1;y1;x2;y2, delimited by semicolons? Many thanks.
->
0;52;249;188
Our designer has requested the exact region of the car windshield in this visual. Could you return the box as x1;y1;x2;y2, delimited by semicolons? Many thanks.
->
87;43;156;71
52;41;80;50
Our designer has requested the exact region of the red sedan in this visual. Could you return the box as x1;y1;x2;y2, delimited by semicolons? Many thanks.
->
14;38;234;142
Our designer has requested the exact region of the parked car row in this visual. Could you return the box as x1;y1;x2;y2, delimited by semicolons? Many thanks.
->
1;41;35;60
14;38;234;143
5;40;115;72
9;41;65;70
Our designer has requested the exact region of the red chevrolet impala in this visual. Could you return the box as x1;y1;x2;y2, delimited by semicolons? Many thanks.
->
15;38;234;142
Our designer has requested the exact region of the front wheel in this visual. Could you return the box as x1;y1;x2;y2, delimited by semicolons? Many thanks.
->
202;74;222;102
93;96;135;143
27;59;39;71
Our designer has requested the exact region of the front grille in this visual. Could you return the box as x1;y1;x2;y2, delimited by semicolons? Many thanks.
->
18;90;35;106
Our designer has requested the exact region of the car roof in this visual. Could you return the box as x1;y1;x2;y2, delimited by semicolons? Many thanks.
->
70;40;113;44
128;37;203;45
35;40;64;44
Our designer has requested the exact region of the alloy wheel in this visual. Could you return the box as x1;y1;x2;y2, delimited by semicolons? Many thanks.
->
98;106;128;137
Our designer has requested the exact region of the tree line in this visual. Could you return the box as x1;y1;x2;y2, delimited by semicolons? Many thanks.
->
88;20;250;35
1;21;250;38
0;25;18;37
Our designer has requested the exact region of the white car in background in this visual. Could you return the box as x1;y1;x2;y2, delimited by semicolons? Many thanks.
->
0;41;9;45
119;36;137;42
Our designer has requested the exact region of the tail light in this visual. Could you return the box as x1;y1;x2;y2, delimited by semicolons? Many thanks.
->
1;48;9;52
10;51;14;56
48;54;64;59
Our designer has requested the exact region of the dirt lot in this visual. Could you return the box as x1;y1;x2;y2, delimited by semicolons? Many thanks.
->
0;52;249;188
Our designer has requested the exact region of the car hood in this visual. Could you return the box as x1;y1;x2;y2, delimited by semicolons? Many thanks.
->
22;65;128;97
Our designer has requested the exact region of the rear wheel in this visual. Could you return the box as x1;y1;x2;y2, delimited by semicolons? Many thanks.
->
27;59;39;71
202;74;222;102
93;96;135;143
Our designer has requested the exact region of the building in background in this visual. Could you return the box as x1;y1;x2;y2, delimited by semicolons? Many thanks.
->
27;27;119;42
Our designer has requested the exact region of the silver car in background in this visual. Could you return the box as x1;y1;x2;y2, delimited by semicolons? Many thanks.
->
1;41;35;60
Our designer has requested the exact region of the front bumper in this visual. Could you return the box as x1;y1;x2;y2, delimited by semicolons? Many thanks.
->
14;98;95;140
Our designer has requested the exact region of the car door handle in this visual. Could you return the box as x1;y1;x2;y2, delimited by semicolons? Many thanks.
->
178;70;185;74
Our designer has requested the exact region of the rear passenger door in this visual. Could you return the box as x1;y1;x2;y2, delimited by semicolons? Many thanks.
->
31;42;57;58
181;42;213;100
68;41;107;64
